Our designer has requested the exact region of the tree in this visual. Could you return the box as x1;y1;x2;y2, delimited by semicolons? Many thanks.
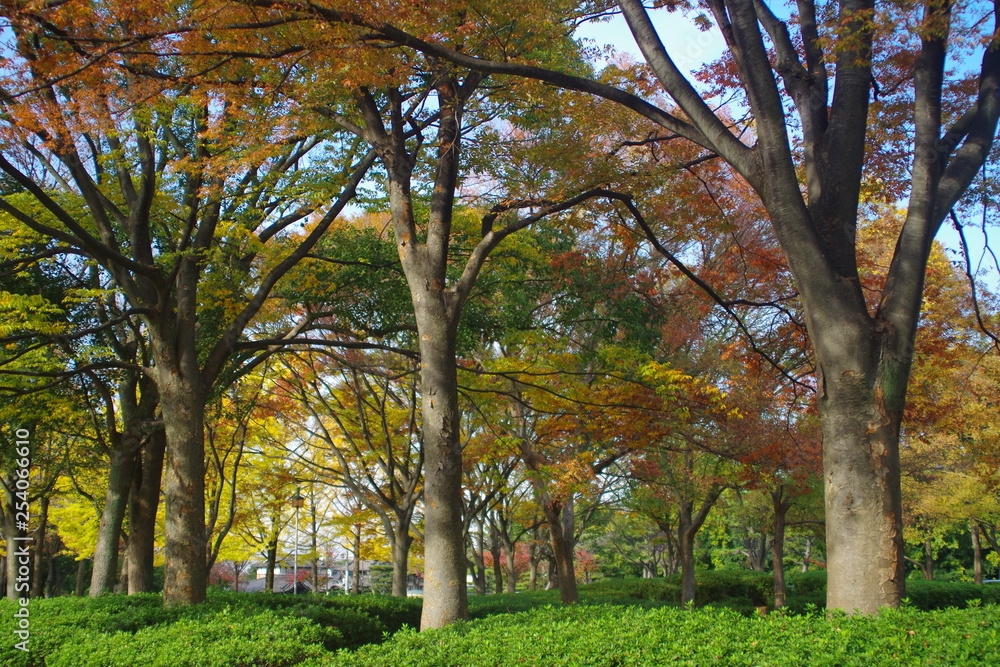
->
0;2;375;604
274;349;423;598
277;0;1000;612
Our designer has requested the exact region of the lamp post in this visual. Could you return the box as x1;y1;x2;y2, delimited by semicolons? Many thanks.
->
291;488;305;593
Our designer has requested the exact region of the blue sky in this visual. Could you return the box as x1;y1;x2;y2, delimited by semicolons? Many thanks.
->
572;7;1000;292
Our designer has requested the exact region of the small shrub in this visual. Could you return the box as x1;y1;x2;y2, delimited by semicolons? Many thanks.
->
290;606;386;649
694;570;773;607
45;609;336;667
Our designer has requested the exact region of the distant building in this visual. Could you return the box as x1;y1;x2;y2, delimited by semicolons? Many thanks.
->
240;560;380;593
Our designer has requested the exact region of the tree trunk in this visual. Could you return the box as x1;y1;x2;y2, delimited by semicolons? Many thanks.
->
30;496;48;598
528;523;542;591
489;521;504;594
351;526;361;595
92;446;135;596
264;537;278;593
413;309;468;628
922;538;934;581
159;374;208;606
662;525;679;577
3;481;29;600
74;559;89;597
471;523;486;595
972;520;984;585
545;555;558;590
671;484;723;606
391;524;413;597
771;488;792;609
310;497;320;593
115;558;129;594
127;430;165;594
501;531;518;594
45;551;59;598
818;348;906;613
542;499;578;604
745;532;768;572
678;519;697;606
801;536;812;573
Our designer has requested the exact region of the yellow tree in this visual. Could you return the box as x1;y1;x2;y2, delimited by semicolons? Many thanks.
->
273;350;423;597
0;2;377;605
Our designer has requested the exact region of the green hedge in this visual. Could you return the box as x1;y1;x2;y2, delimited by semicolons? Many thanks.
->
783;571;1000;612
45;609;335;667
3;577;998;666
322;603;1000;667
0;592;421;666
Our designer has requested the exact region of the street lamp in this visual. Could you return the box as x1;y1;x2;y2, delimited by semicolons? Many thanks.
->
291;488;305;594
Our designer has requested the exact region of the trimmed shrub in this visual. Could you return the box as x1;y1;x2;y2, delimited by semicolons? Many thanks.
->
44;609;335;667
693;570;773;608
290;607;386;649
784;571;1000;612
0;591;420;666
321;603;1000;666
320;594;422;633
906;579;1000;609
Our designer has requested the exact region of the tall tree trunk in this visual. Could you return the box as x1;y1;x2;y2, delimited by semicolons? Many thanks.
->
922;538;934;581
545;555;558;590
391;524;413;597
495;510;520;593
504;547;518;593
115;558;129;594
678;513;697;606
351;526;361;595
413;308;467;628
127;431;165;594
74;559;89;597
30;496;48;598
971;520;984;585
500;526;518;594
310;495;320;593
45;551;58;598
264;537;278;593
661;523;679;576
771;487;792;609
818;347;906;613
471;525;486;595
745;532;768;572
542;499;578;604
489;521;503;594
158;373;208;606
528;522;542;591
670;484;723;606
92;446;135;596
3;480;29;600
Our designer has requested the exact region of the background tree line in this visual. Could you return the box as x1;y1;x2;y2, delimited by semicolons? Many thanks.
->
0;0;999;631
